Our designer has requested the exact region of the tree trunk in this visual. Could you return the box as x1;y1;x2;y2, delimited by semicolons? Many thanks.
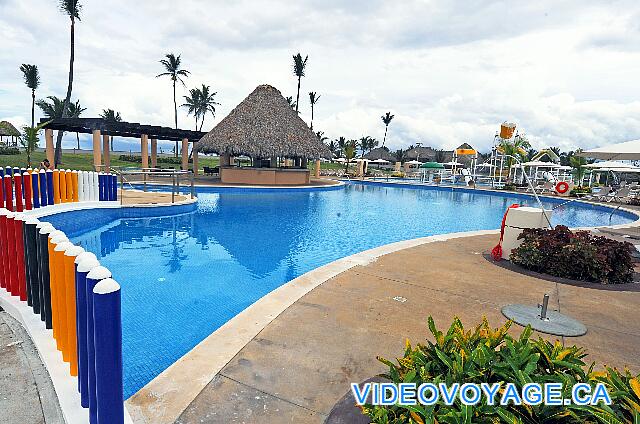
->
111;136;114;151
173;79;178;157
382;125;388;147
76;132;80;150
31;89;35;128
295;76;301;113
310;104;314;130
55;17;76;167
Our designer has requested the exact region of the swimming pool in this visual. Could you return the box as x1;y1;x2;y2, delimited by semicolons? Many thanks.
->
40;181;636;398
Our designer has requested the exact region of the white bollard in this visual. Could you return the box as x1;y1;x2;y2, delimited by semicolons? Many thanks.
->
78;171;85;202
92;172;99;201
501;207;553;260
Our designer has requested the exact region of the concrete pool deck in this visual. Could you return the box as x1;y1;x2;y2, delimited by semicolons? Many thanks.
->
171;232;640;424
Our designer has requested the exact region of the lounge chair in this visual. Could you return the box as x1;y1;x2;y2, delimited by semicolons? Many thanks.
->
536;181;555;194
604;186;633;203
593;186;612;201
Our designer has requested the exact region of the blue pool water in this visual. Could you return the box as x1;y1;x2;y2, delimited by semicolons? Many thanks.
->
41;182;636;398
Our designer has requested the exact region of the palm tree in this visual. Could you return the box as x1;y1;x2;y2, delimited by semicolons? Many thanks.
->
381;112;394;147
67;100;86;149
326;139;337;157
498;135;531;170
292;53;308;113
100;109;122;150
434;149;447;163
20;122;48;167
36;96;66;120
182;87;202;130
393;149;405;163
570;149;588;186
197;85;219;131
55;0;82;167
342;139;356;173
19;64;40;128
157;53;190;156
316;131;328;142
308;91;320;130
285;96;296;110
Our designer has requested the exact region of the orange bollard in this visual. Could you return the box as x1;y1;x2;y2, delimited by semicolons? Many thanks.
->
49;232;68;349
53;240;72;362
53;170;60;204
63;245;84;376
65;169;73;202
59;170;67;203
71;171;79;202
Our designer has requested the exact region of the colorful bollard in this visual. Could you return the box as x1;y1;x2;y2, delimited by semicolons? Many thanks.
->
64;244;85;377
3;175;12;212
23;172;33;210
14;214;27;301
0;208;8;290
66;169;73;202
31;172;40;209
14;173;23;212
85;265;112;424
0;169;4;209
93;278;124;424
37;222;55;328
75;255;99;407
5;212;17;295
111;174;118;201
23;216;40;310
46;169;54;206
52;240;72;359
98;173;106;201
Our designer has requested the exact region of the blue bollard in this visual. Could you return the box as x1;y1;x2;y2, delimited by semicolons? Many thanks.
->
110;175;118;201
5;166;12;177
74;254;99;407
104;173;112;201
98;173;105;201
93;278;124;424
46;170;54;206
39;170;48;207
31;172;40;209
85;266;111;424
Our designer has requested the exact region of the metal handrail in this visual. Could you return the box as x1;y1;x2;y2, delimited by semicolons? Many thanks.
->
114;167;195;204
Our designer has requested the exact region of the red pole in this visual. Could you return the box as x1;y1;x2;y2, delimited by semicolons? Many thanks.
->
14;216;27;301
0;210;7;290
6;213;17;296
23;172;33;210
3;176;12;212
14;173;23;213
0;174;4;210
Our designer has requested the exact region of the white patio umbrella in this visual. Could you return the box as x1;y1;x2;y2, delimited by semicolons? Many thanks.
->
578;139;640;160
443;161;464;166
522;161;560;167
405;160;422;165
334;157;347;163
370;158;389;164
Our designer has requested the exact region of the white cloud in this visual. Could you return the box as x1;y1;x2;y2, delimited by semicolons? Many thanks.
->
1;0;640;153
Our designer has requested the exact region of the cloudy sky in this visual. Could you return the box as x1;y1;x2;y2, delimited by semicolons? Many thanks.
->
1;0;640;153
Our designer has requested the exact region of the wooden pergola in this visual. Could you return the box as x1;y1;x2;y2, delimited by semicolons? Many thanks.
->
39;118;206;173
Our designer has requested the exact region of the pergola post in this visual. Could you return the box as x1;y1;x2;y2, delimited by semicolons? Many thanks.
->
314;160;321;178
102;134;111;172
141;135;149;169
92;130;102;170
181;138;189;171
45;129;55;166
150;139;158;168
193;148;199;175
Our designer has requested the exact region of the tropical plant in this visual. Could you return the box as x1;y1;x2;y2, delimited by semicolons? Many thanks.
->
434;149;447;163
292;53;308;113
498;135;531;170
393;149;405;163
342;139;357;173
362;316;640;423
197;85;219;131
326;139;337;157
285;96;297;111
569;149;588;185
67;99;86;149
381;112;394;147
157;53;190;155
20;121;49;167
511;225;634;284
316;131;328;142
182;84;219;131
100;108;122;150
20;64;40;128
309;91;320;130
182;87;202;131
55;0;82;167
36;96;66;120
526;148;538;161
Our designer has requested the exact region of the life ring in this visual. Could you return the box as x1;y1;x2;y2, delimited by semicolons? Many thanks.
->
555;181;569;194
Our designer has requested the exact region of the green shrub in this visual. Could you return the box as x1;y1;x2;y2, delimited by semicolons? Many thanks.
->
502;183;517;191
570;186;592;197
118;154;190;165
361;316;640;423
510;225;634;284
0;146;20;155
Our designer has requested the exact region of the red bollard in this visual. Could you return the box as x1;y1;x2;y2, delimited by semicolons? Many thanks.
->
14;173;23;213
14;215;27;301
0;209;7;290
23;172;33;210
3;176;12;212
0;175;4;210
6;212;17;296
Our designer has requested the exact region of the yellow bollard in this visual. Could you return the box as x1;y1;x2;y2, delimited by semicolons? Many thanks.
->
64;245;83;376
59;170;67;203
65;169;73;202
71;171;79;202
53;170;60;204
53;241;71;362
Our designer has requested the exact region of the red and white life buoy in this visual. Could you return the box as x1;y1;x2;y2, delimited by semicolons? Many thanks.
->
555;181;569;194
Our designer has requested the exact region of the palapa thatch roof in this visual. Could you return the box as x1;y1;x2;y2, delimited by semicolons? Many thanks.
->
363;147;395;162
195;84;331;159
0;121;20;137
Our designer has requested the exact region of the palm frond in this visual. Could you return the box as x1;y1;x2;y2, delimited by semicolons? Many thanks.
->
19;64;40;90
59;0;81;20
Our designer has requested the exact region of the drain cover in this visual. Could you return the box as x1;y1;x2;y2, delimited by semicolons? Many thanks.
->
502;304;587;337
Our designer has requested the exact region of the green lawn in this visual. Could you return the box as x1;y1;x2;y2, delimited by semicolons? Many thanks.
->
0;151;221;171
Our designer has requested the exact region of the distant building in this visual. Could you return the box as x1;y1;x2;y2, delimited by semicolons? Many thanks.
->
404;146;453;162
363;147;396;162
